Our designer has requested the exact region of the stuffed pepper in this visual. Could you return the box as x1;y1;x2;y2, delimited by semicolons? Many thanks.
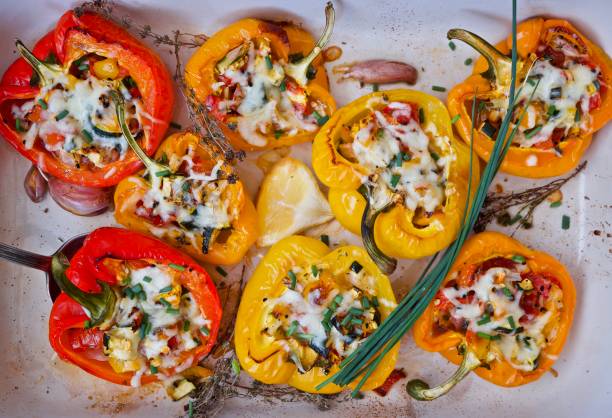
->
447;18;612;178
0;10;174;187
49;227;221;399
184;3;336;151
408;231;575;400
312;89;479;273
234;235;398;393
114;130;258;266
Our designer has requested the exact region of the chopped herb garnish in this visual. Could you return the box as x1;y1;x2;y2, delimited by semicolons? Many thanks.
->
350;260;363;274
265;55;273;70
526;77;536;86
216;266;227;277
83;320;92;329
274;129;283;139
288;270;297;290
477;331;500;341
55;109;69;121
311;264;319;277
200;326;210;336
361;296;370;309
450;114;460;124
574;108;581;122
390;173;401;188
169;263;185;271
320;234;330;246
183;320;191;332
502;287;513;299
139;314;150;338
44;53;58;65
279;79;286;91
341;314;353;327
464;58;473;66
124;287;134;299
131;283;143;294
431;152;440;161
37;99;47;110
169;121;182;129
188;400;194;418
333;294;344;305
143;276;152;283
15;119;24;132
432;85;446;92
547;105;559;117
349;307;364;316
477;314;491;325
351;317;363;325
524;124;543;139
81;129;93;144
562;215;570;230
313;111;329;126
593;79;601;91
296;332;314;342
394;152;404;167
550;201;562;208
507;316;516;329
448;41;456;51
372;84;379;92
419;107;425;124
323;308;333;321
231;358;241;375
181;181;190;192
155;169;171;177
371;296;379;307
286;320;299;336
166;307;180;314
159;298;171;308
511;254;526;263
150;364;158;374
159;285;173;293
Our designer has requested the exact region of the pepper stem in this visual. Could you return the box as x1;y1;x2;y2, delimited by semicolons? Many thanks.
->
110;90;168;175
15;40;60;86
284;2;335;87
359;185;397;275
447;29;513;87
406;348;481;401
51;253;116;327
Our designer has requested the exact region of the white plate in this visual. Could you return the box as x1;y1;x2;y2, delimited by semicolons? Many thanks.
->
0;0;610;417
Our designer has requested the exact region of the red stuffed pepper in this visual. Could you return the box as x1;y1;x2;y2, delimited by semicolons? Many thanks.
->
49;227;221;397
0;10;174;187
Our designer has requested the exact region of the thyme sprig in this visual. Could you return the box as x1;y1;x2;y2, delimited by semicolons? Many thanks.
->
475;161;586;233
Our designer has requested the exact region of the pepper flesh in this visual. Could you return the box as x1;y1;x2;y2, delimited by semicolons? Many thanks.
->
114;131;258;265
49;227;222;386
448;18;611;178
312;89;480;261
234;235;398;393
412;231;575;390
0;10;174;187
184;13;336;151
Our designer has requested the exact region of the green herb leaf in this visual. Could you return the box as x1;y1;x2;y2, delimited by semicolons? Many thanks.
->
287;320;299;336
150;364;158;374
390;173;401;188
507;316;516;329
155;169;171;177
159;285;173;293
464;58;473;66
562;215;570;230
183;320;191;332
419;108;425;124
37;99;47;110
451;114;460;124
477;332;500;341
511;254;526;263
477;314;491;325
168;263;185;271
143;276;152;283
311;265;319;277
432;85;447;92
550;201;562;208
81;129;93;144
448;41;456;51
265;55;273;70
372;84;379;92
216;266;228;277
288;270;297;290
524;124;543;139
231;358;241;375
55;109;69;121
201;326;210;336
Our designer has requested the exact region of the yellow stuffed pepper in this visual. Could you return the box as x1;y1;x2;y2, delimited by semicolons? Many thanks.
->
184;3;337;151
312;89;479;273
114;131;258;265
234;235;398;393
447;18;612;177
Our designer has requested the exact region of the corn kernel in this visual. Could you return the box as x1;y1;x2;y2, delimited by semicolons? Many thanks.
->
93;58;120;80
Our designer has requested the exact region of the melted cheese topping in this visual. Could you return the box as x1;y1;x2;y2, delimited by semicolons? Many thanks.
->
102;262;210;386
440;264;562;371
12;63;144;168
210;39;326;146
137;148;235;250
350;101;452;213
262;261;381;372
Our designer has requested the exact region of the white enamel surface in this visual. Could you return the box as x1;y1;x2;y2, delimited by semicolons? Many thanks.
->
0;0;610;417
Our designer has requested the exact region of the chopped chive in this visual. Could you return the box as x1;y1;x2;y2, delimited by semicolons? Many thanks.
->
279;79;286;92
312;111;329;126
376;128;385;139
231;358;241;375
451;114;460;124
394;152;404;167
288;270;297;290
361;296;370;309
166;307;180;314
81;129;93;144
169;121;182;129
143;276;152;283
430;152;440;161
562;215;570;230
527;77;536;86
311;265;319;277
124;287;134;299
159;285;173;293
511;254;526;264
215;266;228;277
169;263;185;271
341;314;353;327
507;316;516;329
372;84;379;92
371;296;379;307
131;283;143;294
477;314;491;325
593;79;601;91
477;331;501;341
55;109;69;121
44;53;58;65
432;85;446;92
351;317;363;325
265;55;273;70
390;173;401;188
322;320;331;332
155;169;171;177
286;320;299;336
574;108;581;122
78;63;89;71
448;41;456;51
320;235;330;246
323;308;333;321
274;129;283;139
183;320;191;332
37;99;47;110
139;314;149;338
502;287;513;299
200;326;210;336
333;295;344;305
188;400;194;418
181;181;190;192
159;298;171;308
464;58;473;66
547;105;559;117
349;307;364;316
296;332;314;342
350;260;363;274
524;124;543;139
15;119;24;132
419;107;425;124
550;201;562;208
403;152;411;161
150;364;158;374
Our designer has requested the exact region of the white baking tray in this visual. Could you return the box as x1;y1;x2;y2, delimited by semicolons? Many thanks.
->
0;0;610;417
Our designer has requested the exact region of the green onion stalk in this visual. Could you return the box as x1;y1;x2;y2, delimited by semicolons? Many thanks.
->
316;0;539;399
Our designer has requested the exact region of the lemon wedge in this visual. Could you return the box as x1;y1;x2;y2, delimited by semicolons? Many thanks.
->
256;157;333;247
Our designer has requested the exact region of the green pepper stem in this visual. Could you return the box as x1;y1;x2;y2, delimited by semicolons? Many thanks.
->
284;2;335;87
51;254;116;327
15;40;60;86
359;185;397;275
110;90;167;174
406;349;481;401
447;29;513;87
